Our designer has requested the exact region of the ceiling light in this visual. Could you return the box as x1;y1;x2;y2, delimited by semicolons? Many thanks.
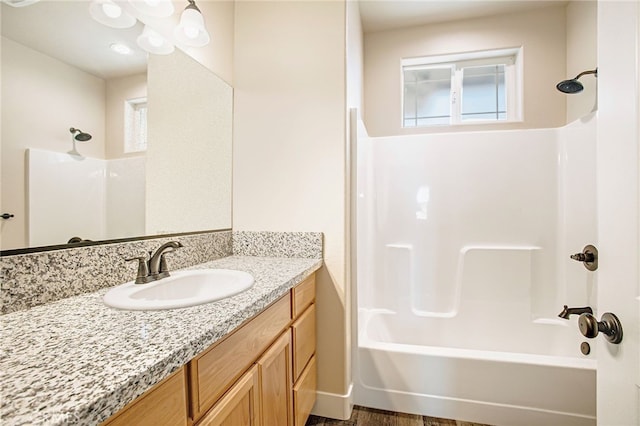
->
128;0;174;18
137;25;174;55
102;2;122;18
89;0;136;29
2;0;40;7
110;43;133;55
174;0;210;47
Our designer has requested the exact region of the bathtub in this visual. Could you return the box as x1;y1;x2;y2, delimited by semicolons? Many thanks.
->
354;116;598;425
354;310;596;426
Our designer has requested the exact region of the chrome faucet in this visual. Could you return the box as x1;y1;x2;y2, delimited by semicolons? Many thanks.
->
126;241;183;284
558;305;593;319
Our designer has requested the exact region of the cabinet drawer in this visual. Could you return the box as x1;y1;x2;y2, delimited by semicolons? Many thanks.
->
102;367;187;426
292;304;316;382
190;295;291;420
293;355;316;426
292;275;315;318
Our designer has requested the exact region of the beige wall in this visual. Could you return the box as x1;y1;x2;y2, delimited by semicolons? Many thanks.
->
232;0;349;414
363;5;567;136
105;73;147;160
566;1;597;123
1;37;106;250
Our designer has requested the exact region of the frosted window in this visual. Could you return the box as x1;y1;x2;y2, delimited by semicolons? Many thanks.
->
461;65;506;121
403;68;451;127
124;97;148;153
401;49;520;127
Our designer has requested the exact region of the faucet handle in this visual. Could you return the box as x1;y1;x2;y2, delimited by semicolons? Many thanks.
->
125;256;151;284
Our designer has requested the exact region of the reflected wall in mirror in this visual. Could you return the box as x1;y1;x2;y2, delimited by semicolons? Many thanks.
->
0;0;233;252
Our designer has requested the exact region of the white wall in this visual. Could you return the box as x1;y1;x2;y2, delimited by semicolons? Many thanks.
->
233;0;349;417
363;5;567;137
1;37;106;250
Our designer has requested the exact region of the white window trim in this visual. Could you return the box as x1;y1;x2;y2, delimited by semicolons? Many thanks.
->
401;47;523;128
124;96;148;154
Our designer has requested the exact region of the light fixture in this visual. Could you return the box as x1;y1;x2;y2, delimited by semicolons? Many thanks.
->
89;0;136;29
2;0;40;7
110;43;133;55
128;0;174;18
137;25;174;55
174;0;210;47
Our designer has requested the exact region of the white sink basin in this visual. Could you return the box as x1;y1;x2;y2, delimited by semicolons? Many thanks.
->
103;269;254;310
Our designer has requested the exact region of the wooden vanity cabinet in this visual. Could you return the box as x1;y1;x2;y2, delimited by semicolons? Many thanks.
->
101;367;188;426
102;273;316;426
189;295;291;420
193;274;316;426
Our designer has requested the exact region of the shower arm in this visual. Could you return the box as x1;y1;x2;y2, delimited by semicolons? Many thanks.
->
574;69;597;80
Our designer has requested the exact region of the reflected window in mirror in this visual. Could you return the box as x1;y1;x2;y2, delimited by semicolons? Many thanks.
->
124;96;148;153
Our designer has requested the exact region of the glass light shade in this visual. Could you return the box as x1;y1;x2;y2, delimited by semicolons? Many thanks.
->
2;0;41;7
128;0;174;18
89;0;136;29
174;8;210;47
110;43;133;55
137;25;175;55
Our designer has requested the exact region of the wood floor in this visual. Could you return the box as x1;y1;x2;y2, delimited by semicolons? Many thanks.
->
306;406;491;426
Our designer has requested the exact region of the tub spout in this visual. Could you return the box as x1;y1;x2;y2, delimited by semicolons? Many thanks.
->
558;305;593;319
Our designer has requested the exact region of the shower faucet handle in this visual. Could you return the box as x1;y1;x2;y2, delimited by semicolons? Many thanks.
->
578;312;623;344
570;244;598;271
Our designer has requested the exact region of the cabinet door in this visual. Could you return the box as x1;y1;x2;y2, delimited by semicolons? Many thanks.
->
258;330;293;426
198;365;260;426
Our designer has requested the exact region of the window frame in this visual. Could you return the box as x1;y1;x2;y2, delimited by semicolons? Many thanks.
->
401;47;523;128
124;96;148;154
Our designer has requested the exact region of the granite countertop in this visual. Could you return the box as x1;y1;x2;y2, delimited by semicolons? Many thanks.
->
0;255;322;425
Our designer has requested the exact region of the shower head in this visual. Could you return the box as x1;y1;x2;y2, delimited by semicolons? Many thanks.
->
69;127;92;141
556;69;598;94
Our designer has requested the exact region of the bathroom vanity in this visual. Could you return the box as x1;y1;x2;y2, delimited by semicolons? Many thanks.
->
102;274;316;426
0;250;321;425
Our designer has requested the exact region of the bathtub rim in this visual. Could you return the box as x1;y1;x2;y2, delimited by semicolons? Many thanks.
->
358;309;597;371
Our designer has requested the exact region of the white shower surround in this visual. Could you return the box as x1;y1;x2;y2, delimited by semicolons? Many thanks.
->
354;114;597;426
27;149;145;246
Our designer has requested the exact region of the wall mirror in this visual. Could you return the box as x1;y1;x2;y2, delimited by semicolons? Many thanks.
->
0;0;232;253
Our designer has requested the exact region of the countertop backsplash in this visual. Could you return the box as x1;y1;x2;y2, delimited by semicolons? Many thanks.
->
1;230;323;315
232;231;323;259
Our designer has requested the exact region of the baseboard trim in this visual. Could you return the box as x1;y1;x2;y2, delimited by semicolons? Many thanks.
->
311;383;354;420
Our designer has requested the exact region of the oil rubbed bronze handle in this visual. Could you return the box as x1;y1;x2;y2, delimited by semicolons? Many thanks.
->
1;213;14;220
579;312;623;344
570;244;598;271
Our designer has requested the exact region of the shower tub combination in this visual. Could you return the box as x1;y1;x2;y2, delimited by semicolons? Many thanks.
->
354;115;597;426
